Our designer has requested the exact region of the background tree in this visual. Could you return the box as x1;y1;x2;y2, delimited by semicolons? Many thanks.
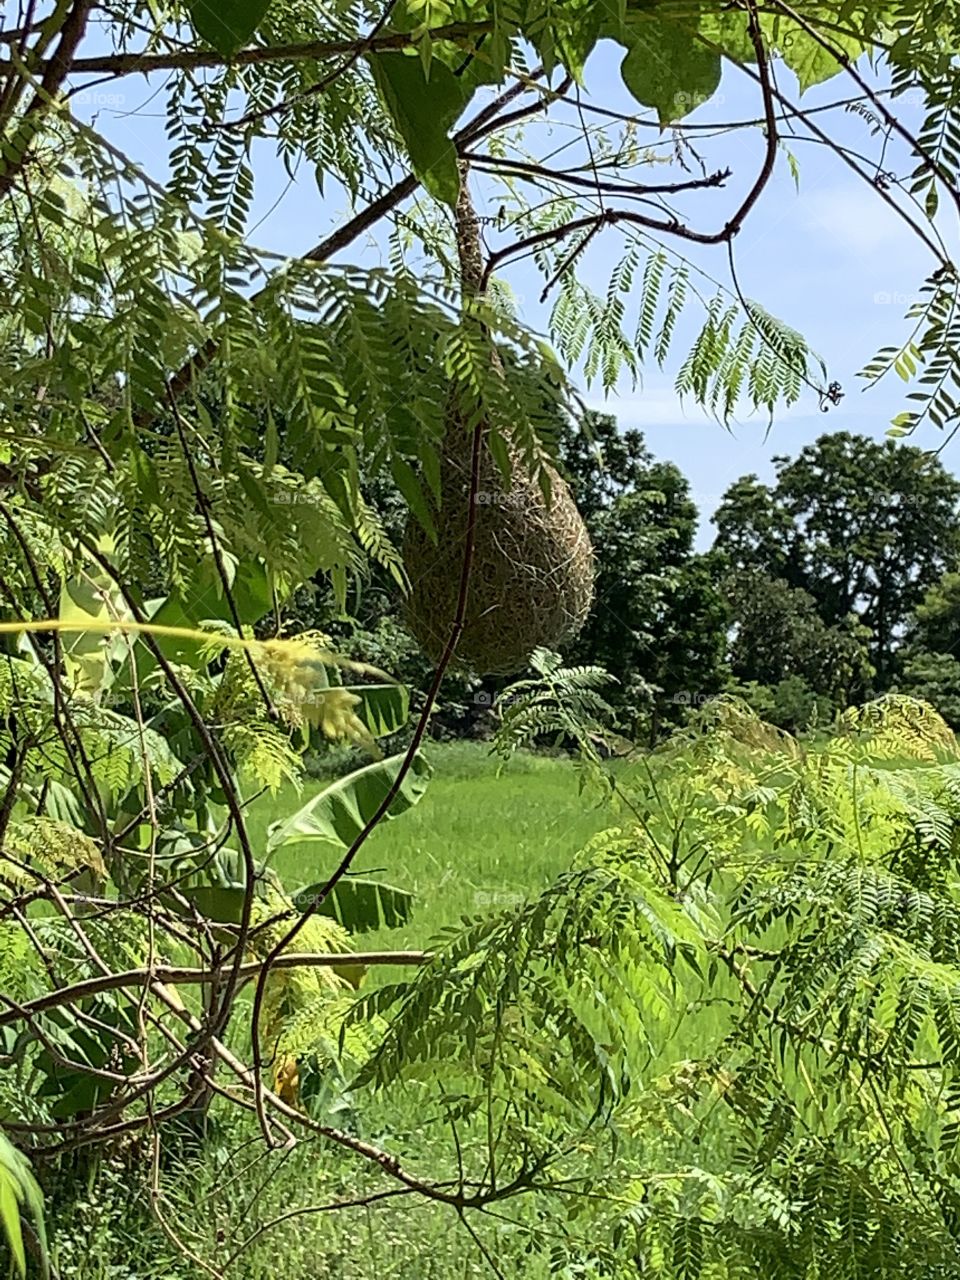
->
715;432;960;686
559;413;728;734
908;570;960;655
724;569;874;730
896;572;960;723
898;651;960;726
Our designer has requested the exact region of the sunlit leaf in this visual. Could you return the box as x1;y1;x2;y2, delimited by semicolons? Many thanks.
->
189;0;270;56
369;52;472;205
267;751;432;851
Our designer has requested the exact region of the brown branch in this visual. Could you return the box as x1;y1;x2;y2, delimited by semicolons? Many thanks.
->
166;389;276;717
480;207;710;288
464;151;732;199
147;980;491;1207
537;220;603;304
34;21;493;78
0;951;432;1028
722;42;953;269
76;541;260;1048
0;0;94;203
480;8;777;291
0;21;43;47
725;0;778;238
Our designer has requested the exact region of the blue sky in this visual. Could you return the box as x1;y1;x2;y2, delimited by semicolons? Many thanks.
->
74;35;952;547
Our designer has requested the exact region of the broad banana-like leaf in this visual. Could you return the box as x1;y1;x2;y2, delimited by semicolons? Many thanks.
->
267;751;431;853
177;885;248;925
344;684;410;738
0;1131;45;1278
293;875;415;932
58;565;126;695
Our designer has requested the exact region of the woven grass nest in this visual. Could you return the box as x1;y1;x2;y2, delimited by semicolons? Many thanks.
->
403;422;595;676
403;167;594;675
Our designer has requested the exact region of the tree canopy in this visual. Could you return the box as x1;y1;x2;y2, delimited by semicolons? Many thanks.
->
715;432;960;684
559;412;728;731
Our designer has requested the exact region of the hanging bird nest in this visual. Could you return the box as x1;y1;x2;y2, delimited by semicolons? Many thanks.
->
403;425;594;675
402;167;595;676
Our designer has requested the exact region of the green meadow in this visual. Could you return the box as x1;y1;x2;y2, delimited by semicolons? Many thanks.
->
251;742;617;952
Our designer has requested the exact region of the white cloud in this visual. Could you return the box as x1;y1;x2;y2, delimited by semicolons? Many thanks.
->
800;186;911;255
583;388;835;432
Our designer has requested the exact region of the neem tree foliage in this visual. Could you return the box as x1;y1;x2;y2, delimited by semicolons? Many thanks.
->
3;2;960;1275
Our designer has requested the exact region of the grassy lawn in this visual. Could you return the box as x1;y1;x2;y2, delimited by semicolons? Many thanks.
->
244;740;616;952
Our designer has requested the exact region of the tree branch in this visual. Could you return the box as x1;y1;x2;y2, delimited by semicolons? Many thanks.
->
0;0;94;203
0;951;432;1028
29;21;493;78
464;151;732;199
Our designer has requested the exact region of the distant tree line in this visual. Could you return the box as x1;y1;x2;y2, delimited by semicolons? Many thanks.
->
564;415;960;736
288;415;960;740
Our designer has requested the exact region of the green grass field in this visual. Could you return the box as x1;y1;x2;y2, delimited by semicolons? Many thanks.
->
246;741;616;952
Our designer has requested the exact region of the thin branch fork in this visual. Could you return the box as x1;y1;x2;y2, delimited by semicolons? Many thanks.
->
463;151;733;198
148;979;511;1210
768;0;960;220
723;41;953;270
481;203;729;289
481;2;778;288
